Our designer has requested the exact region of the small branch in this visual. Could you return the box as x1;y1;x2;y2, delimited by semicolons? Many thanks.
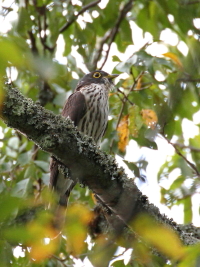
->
59;0;101;33
116;71;144;128
51;255;68;267
177;78;200;83
28;30;38;54
90;32;110;70
180;0;200;5
99;0;134;70
162;135;200;177
173;143;200;153
37;8;55;53
117;88;134;106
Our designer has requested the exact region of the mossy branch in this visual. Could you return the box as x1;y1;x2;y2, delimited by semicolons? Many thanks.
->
1;84;200;244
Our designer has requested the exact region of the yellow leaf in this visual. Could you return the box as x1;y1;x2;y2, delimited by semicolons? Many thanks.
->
141;109;158;129
117;115;129;152
136;76;142;90
132;214;186;261
163;52;183;69
27;221;59;262
65;204;93;256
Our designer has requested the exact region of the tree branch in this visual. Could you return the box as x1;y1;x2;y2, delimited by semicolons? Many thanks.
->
97;0;134;70
1;84;200;245
59;0;101;33
163;136;200;177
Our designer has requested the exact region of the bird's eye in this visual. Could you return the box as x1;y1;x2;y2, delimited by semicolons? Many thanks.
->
93;72;101;78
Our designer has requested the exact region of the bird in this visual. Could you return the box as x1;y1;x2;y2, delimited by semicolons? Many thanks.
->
49;70;118;213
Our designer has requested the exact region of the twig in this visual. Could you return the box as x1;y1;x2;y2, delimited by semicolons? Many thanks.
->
177;77;200;83
99;0;134;70
109;71;144;153
162;135;200;177
51;255;68;267
59;0;101;33
116;71;144;128
28;30;38;54
117;88;135;106
172;143;200;153
37;7;55;52
90;32;110;70
180;0;200;4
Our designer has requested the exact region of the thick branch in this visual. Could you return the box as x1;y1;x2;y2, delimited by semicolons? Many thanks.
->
1;84;200;245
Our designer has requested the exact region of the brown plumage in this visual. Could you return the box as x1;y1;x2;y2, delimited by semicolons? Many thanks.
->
50;70;118;209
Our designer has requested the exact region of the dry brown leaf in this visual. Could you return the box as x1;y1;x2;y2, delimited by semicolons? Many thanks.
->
117;115;129;152
163;52;183;69
141;109;158;129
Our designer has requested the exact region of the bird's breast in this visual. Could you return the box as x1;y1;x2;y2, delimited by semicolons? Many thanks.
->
78;84;109;144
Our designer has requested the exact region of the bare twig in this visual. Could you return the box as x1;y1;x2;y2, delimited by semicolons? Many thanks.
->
98;0;134;70
116;71;144;128
59;0;101;33
171;142;200;153
177;77;200;83
162;135;200;177
117;88;134;105
28;31;38;54
37;7;55;52
109;71;144;152
51;255;68;267
180;0;200;5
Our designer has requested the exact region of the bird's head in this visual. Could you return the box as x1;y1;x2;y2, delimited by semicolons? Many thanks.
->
76;70;118;91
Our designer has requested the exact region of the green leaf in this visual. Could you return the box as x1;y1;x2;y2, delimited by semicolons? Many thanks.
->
123;160;140;178
0;194;22;222
12;178;31;198
0;240;13;267
34;160;49;172
17;151;32;166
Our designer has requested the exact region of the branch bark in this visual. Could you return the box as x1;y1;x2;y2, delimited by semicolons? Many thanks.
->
1;84;200;245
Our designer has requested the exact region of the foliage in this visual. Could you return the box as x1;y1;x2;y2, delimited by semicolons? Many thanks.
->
0;0;200;266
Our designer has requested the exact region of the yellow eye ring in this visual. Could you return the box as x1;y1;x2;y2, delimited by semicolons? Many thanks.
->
93;72;101;78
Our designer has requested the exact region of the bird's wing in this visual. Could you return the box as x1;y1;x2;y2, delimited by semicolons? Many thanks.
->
62;91;87;126
50;91;86;208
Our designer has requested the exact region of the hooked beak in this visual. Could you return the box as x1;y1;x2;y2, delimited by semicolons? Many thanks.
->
107;74;119;80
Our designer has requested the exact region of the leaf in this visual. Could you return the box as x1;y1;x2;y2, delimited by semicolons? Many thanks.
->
27;220;58;262
117;115;129;152
34;160;49;172
163;52;183;69
123;160;140;178
0;240;12;267
0;194;22;222
132;214;186;261
112;55;121;62
116;55;138;73
136;75;142;90
129;105;143;137
17;151;32;166
64;204;93;256
11;178;31;198
141;109;158;129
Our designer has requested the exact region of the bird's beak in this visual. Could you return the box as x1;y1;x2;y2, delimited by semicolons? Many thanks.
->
107;74;119;80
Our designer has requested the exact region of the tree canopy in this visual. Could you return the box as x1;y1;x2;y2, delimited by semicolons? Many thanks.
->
0;0;200;266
